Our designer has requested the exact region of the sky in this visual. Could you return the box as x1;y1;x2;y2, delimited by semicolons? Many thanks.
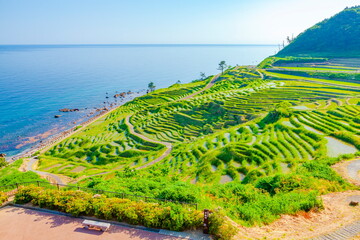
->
0;0;358;45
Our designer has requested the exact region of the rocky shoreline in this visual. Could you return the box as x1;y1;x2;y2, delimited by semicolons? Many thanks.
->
6;90;145;162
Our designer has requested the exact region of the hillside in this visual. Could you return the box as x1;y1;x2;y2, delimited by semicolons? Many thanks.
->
277;6;360;57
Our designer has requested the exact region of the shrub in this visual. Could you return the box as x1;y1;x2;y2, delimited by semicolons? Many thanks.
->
14;186;202;231
14;185;42;204
236;191;322;226
157;183;199;203
255;174;311;195
0;192;8;205
209;208;238;240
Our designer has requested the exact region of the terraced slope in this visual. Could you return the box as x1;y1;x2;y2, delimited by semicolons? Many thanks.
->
39;63;360;182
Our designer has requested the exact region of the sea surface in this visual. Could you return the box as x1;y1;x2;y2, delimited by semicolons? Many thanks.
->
0;44;277;157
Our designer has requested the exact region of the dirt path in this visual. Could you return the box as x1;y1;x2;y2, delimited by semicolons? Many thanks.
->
180;73;220;100
256;69;265;79
27;157;64;184
333;158;360;186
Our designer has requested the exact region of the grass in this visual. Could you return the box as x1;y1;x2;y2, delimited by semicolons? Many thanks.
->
0;160;45;187
263;70;360;88
276;66;356;72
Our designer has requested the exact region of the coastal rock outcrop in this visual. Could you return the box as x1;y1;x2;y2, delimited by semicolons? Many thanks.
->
59;108;80;112
114;92;126;98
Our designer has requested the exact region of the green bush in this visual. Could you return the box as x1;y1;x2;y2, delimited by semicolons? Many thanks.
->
0;191;8;205
157;183;199;203
209;208;238;240
236;191;322;226
14;186;202;231
255;174;311;195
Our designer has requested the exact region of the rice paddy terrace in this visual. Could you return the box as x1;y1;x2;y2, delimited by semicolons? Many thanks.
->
39;60;360;182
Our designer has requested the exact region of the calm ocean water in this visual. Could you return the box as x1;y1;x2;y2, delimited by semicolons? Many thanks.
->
0;44;277;157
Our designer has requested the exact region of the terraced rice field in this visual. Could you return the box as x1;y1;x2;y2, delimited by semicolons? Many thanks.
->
40;64;360;184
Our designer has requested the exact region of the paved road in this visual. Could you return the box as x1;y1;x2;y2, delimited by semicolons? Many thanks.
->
27;157;64;184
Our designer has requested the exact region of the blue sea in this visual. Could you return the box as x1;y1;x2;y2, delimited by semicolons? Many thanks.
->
0;44;277;157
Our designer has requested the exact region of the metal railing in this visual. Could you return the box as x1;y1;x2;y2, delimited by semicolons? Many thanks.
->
0;181;198;210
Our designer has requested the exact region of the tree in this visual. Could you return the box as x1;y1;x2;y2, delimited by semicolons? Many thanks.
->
217;61;227;74
200;72;206;80
286;36;292;44
148;82;156;92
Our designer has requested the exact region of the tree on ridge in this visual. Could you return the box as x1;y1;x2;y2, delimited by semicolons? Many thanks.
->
217;61;227;74
148;82;156;92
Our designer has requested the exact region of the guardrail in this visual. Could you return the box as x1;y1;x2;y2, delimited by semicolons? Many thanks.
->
0;181;198;210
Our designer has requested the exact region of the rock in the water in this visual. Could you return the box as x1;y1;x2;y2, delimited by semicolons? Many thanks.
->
54;115;62;118
59;108;80;112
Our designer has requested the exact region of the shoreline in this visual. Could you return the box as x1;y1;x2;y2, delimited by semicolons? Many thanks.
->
7;91;145;162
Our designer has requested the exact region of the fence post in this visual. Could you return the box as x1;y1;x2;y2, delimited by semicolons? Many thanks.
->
57;183;59;190
203;209;210;234
37;181;40;187
16;183;19;190
78;186;80;190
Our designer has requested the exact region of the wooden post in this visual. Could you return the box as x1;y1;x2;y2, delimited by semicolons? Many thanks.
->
203;209;210;234
57;183;60;190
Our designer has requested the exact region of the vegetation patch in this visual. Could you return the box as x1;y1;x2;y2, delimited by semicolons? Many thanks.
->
0;192;8;205
14;185;202;231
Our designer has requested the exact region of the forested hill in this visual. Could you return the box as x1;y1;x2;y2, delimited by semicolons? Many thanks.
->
277;6;360;57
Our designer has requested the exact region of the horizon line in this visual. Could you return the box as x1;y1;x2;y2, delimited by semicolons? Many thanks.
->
0;43;278;47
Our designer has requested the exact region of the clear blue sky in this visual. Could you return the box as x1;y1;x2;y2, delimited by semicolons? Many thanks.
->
0;0;358;45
